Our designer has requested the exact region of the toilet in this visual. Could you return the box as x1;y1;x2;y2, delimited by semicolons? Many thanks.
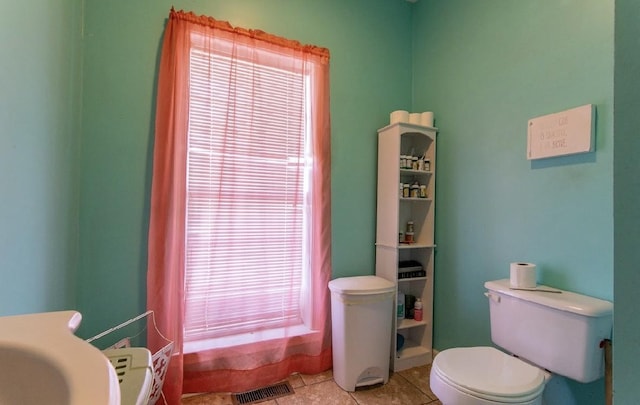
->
430;279;613;405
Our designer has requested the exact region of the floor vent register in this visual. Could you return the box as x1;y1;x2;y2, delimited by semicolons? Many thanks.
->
231;381;295;405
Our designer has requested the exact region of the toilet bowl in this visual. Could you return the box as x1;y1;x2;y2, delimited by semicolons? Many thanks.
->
430;347;547;405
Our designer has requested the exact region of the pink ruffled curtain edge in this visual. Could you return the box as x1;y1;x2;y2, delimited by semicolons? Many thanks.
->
168;7;330;63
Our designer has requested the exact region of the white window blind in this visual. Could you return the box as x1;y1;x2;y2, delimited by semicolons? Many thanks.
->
184;37;311;342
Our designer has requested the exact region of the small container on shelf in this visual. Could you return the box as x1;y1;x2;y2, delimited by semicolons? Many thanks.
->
414;298;423;321
410;183;420;198
406;221;414;234
404;155;414;169
404;232;414;243
405;294;416;318
419;185;427;198
402;183;410;198
397;292;405;319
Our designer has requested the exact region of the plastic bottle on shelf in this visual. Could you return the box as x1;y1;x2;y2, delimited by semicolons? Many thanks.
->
405;155;414;169
397;292;405;319
403;183;410;198
405;220;415;243
413;298;423;321
410;182;420;198
404;232;414;243
419;185;427;198
406;221;414;233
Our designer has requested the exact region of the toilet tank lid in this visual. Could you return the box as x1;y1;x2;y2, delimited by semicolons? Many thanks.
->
485;279;613;317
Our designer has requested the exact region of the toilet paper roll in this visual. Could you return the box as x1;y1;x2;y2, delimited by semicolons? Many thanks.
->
409;113;422;124
510;262;537;289
421;111;434;127
390;110;410;124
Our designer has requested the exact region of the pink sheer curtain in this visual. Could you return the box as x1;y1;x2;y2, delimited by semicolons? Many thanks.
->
147;9;331;404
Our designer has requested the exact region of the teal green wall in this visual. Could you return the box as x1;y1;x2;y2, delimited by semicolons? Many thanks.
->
411;0;614;403
76;0;413;336
0;0;82;315
614;1;640;403
4;0;638;401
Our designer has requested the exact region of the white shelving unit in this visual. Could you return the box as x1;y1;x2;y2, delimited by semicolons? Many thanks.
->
375;122;437;372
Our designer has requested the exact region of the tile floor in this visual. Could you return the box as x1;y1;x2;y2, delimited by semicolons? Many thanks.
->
181;364;442;405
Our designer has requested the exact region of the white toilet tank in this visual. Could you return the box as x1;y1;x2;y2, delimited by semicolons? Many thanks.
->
485;279;613;383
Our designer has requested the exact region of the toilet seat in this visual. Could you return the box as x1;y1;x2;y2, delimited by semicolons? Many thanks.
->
432;347;546;403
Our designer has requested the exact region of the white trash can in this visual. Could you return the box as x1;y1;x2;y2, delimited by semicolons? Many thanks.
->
328;275;395;391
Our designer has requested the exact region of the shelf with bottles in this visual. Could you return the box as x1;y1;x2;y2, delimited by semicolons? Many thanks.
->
400;158;431;172
400;169;433;202
397;281;426;321
400;183;430;199
400;168;433;176
398;215;433;247
399;136;433;172
377;121;437;372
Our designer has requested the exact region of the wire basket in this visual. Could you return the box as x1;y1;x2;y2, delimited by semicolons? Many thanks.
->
86;311;174;405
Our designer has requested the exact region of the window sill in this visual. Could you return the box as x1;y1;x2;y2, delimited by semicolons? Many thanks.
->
184;323;317;354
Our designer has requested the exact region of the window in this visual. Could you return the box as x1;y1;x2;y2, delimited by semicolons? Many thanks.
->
148;10;331;396
183;33;314;343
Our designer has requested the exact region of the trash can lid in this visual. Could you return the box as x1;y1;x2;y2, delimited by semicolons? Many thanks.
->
328;276;395;295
